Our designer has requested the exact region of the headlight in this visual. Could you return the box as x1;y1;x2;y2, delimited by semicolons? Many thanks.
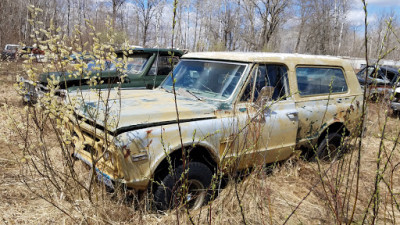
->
103;150;110;161
59;89;67;97
120;144;148;162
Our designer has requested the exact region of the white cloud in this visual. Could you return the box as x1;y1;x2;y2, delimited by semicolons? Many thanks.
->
346;9;378;27
349;0;400;10
346;9;365;26
366;0;400;6
346;0;396;26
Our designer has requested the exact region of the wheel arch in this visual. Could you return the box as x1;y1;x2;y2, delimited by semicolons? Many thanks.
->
317;121;350;145
152;142;219;184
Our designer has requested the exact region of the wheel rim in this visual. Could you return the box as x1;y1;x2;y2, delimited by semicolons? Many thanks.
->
173;179;206;210
186;179;206;210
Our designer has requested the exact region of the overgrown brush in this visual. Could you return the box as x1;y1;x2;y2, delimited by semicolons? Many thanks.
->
1;1;400;224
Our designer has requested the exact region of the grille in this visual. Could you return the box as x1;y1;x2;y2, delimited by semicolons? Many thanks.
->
81;129;101;142
83;144;98;156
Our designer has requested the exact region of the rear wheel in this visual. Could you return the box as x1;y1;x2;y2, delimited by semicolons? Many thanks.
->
313;133;345;161
154;162;212;211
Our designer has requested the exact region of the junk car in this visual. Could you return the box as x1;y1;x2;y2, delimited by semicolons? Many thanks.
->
356;65;400;98
1;44;20;60
19;47;183;103
68;52;364;210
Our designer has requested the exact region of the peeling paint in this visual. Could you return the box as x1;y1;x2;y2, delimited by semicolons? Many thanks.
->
69;53;364;190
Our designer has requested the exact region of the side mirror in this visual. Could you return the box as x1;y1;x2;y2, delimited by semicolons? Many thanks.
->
256;86;275;107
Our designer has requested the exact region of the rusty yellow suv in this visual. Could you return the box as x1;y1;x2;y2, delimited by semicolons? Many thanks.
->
69;52;364;210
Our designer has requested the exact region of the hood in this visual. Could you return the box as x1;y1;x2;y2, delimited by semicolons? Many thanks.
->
73;89;218;134
39;70;118;84
39;72;65;84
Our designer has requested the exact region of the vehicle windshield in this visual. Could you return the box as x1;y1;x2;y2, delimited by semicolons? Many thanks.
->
161;60;247;100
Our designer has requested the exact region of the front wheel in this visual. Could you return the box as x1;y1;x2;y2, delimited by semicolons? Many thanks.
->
154;162;212;211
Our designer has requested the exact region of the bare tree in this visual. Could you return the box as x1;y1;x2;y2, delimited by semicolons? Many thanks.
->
0;0;399;58
112;0;126;29
241;0;257;50
252;0;290;50
220;0;241;50
133;0;162;47
294;0;311;53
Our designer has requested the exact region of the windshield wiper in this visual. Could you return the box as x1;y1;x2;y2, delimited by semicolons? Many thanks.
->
160;86;172;93
185;89;203;101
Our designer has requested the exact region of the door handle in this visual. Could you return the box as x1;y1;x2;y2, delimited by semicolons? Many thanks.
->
286;112;298;120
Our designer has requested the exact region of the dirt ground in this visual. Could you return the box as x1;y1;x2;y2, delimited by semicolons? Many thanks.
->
0;61;399;224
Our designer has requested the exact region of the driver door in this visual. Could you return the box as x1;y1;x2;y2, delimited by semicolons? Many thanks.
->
222;64;298;169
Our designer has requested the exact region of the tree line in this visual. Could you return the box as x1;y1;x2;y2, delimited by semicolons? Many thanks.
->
0;0;399;60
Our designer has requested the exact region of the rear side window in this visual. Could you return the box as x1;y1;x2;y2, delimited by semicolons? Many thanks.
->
383;69;397;82
296;67;348;96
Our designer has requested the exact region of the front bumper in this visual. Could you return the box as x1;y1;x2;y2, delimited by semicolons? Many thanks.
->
69;121;150;190
74;152;116;189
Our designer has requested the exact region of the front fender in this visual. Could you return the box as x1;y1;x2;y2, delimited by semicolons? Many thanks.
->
117;118;224;189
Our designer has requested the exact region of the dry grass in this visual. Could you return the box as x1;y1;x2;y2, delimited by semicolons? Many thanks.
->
0;61;399;224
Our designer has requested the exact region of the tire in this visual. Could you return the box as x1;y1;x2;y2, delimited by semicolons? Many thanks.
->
154;162;213;211
391;109;400;118
313;133;344;162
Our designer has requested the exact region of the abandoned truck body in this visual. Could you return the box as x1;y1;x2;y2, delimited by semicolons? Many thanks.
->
68;52;364;210
391;87;400;112
20;47;183;103
356;65;400;98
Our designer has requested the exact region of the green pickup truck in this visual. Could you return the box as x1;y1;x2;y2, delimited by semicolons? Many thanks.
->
20;47;184;103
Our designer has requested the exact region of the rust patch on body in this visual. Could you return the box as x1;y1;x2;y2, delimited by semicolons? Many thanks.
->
124;148;131;159
146;139;153;148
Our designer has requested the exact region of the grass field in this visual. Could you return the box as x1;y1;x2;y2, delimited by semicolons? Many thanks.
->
0;61;399;224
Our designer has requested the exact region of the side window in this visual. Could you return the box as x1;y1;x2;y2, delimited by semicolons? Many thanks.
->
148;55;180;76
296;67;348;96
384;70;396;82
367;67;385;80
367;67;375;77
240;64;288;102
263;65;288;100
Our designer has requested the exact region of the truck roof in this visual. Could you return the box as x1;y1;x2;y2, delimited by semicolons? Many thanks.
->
115;47;184;56
182;52;346;66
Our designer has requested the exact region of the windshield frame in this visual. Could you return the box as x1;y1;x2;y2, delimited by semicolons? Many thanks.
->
160;59;250;102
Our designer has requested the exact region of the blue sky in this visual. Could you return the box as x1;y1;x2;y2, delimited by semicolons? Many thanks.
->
348;0;400;27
